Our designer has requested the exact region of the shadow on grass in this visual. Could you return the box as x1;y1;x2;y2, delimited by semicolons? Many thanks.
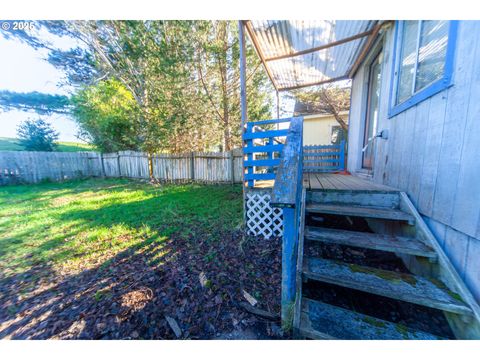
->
0;180;282;340
0;179;242;270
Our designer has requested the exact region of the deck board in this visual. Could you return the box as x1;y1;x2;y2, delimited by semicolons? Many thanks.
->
321;174;341;189
310;174;323;189
304;173;397;192
252;173;398;192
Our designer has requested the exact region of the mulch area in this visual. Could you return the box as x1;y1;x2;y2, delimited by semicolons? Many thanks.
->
0;230;285;339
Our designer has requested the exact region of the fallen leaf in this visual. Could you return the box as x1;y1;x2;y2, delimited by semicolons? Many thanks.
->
242;290;258;306
199;272;208;288
165;316;182;338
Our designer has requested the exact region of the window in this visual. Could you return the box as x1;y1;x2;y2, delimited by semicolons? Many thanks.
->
389;21;458;117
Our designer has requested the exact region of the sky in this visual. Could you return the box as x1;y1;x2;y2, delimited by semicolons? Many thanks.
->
0;25;81;142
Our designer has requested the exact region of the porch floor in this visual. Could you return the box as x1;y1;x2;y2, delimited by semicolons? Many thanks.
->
303;173;398;192
253;173;398;192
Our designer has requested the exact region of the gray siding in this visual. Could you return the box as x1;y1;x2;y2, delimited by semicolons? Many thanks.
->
348;21;480;301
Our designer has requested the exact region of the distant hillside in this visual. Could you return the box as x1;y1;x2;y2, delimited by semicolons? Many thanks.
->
0;137;96;152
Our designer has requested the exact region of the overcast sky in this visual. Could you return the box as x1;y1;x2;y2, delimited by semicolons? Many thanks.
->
0;27;81;142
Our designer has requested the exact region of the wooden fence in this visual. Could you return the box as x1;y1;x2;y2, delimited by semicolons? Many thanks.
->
0;149;243;185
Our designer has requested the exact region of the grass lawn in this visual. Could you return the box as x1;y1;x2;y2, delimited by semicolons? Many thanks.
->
0;137;96;152
0;178;242;274
0;178;281;339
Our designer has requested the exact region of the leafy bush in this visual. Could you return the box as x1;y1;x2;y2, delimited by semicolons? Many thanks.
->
71;79;140;153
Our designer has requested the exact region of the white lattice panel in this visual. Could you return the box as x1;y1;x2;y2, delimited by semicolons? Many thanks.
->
245;190;283;238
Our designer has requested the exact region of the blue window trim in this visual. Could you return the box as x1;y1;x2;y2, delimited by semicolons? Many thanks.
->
388;20;458;118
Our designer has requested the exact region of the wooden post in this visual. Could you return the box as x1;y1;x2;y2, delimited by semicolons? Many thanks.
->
339;139;346;171
190;151;195;181
239;21;248;228
270;117;304;330
229;150;235;184
281;207;299;327
276;90;280;119
117;152;122;177
246;123;254;187
100;153;106;177
239;21;248;139
239;21;248;184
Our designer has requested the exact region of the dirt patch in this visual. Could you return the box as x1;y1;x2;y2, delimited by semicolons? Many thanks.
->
0;230;285;339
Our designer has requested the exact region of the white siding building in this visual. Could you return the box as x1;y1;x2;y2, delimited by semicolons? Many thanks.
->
347;21;480;301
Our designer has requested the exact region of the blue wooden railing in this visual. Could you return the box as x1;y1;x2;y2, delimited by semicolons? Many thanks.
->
243;117;292;187
303;140;345;172
243;117;345;188
270;117;304;328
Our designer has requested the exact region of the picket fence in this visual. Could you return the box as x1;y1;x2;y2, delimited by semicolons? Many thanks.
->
0;149;243;185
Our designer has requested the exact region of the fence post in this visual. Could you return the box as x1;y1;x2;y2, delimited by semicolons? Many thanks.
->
117;152;122;177
229;150;235;184
190;151;195;182
100;153;106;177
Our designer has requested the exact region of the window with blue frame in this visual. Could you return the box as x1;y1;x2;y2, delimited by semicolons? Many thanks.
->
389;20;458;117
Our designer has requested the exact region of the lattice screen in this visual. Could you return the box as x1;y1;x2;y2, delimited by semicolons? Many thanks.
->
245;189;283;238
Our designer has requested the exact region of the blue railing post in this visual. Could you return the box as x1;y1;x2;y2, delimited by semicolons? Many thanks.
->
339;139;346;171
246;122;254;187
242;117;292;185
281;206;298;324
271;117;304;330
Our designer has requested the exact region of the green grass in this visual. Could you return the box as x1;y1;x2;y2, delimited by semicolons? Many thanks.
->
55;141;96;152
0;137;95;152
0;137;24;151
0;179;243;275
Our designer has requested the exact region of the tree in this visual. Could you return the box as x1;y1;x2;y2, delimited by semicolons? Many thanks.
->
71;79;140;152
16;119;59;151
293;84;350;131
194;21;272;151
0;90;70;115
5;21;274;153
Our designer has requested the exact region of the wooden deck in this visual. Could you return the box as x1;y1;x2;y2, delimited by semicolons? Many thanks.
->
303;173;397;192
252;173;398;192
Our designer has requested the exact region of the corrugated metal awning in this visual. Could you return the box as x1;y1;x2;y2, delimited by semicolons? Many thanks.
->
244;20;383;91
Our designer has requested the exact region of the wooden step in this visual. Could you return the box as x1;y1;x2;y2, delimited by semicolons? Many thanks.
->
307;190;400;209
306;203;415;224
303;257;472;316
305;226;437;259
299;298;442;339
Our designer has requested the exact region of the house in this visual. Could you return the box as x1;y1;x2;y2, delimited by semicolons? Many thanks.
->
293;103;349;146
239;20;480;339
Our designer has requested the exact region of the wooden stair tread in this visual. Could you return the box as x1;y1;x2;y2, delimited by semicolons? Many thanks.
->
299;298;442;340
306;203;415;223
303;257;472;316
305;226;437;259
